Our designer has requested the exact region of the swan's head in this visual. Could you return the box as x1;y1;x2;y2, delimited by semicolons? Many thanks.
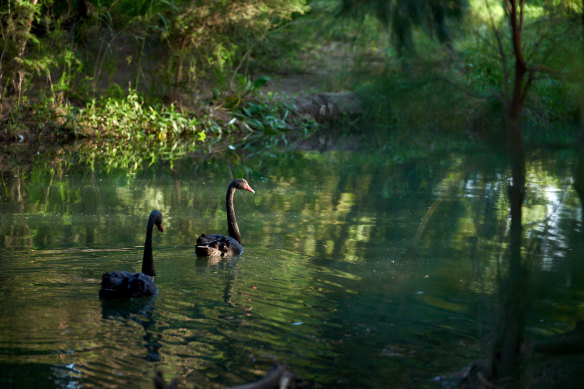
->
232;178;255;193
150;210;164;232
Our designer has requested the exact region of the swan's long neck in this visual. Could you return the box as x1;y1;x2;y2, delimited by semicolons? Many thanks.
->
226;184;242;243
141;216;156;277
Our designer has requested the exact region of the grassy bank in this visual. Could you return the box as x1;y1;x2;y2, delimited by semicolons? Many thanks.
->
1;86;319;173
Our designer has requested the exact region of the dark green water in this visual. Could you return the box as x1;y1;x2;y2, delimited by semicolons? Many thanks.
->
1;150;583;388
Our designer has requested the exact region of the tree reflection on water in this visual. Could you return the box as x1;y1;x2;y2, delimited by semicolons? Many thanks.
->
0;150;583;387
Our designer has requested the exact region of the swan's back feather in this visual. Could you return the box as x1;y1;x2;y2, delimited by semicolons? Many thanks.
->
99;271;158;299
195;233;243;257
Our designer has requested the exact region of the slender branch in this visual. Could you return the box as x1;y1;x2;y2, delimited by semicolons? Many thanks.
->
230;45;254;89
503;0;512;16
519;10;565;104
486;0;510;102
519;0;525;33
520;71;533;104
93;29;121;93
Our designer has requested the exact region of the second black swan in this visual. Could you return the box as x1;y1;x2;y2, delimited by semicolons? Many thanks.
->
196;179;255;257
99;210;164;299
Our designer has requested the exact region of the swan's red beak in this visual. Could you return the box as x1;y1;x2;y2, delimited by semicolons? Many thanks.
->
157;224;164;232
245;184;255;193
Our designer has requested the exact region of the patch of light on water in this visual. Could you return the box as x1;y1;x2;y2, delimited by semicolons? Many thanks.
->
51;362;82;389
528;181;574;271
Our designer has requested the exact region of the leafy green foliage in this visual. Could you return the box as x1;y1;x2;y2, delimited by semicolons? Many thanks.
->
0;0;317;173
73;90;209;172
236;101;291;135
2;0;583;174
1;0;310;103
52;89;315;173
220;74;272;109
231;93;318;149
342;0;584;149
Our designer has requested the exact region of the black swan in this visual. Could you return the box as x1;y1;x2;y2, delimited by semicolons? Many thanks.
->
196;178;255;257
99;210;164;299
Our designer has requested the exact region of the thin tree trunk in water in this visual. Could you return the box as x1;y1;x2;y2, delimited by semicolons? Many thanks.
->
490;144;527;384
489;0;530;385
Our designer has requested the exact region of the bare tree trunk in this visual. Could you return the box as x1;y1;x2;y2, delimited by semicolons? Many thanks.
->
507;0;527;149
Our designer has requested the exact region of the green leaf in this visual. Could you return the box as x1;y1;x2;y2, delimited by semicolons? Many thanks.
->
252;75;271;90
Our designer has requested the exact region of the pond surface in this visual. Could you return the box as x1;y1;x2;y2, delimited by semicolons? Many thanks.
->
1;149;583;388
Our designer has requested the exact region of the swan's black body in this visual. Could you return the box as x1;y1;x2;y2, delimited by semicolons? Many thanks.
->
99;210;163;299
196;179;254;257
99;271;158;299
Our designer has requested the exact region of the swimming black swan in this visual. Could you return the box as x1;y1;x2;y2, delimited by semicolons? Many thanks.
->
196;179;255;257
99;210;164;299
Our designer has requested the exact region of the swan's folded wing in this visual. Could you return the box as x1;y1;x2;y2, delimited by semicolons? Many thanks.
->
195;234;242;256
99;271;158;299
